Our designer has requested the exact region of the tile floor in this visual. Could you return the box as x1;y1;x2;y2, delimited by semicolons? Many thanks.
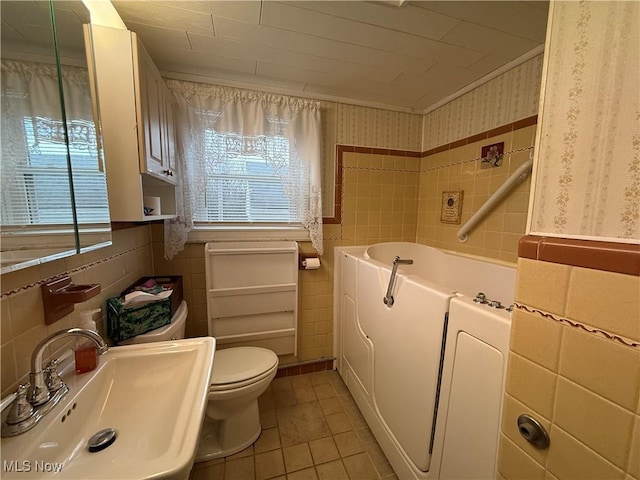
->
190;369;398;480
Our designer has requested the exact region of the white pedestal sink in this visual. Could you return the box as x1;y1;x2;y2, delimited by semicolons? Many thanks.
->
1;337;215;480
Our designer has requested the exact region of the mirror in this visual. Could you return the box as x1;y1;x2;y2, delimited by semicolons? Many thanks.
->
1;0;111;274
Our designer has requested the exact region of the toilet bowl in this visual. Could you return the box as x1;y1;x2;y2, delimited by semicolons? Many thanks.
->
120;301;279;462
196;346;278;462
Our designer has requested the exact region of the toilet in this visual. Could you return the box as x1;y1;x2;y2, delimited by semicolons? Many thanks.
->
122;300;279;461
197;346;278;461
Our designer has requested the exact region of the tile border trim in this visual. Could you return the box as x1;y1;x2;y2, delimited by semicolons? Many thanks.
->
518;235;640;276
276;359;334;378
514;303;639;349
1;244;150;299
323;115;538;224
421;115;538;157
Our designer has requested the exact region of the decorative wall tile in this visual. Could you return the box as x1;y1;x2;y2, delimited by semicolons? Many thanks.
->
545;427;625;480
497;434;545;480
505;252;640;480
553;378;635;469
629;417;640;479
416;125;535;263
565;266;640;342
515;258;571;316
501;393;551;467
559;327;640;411
506;353;557;420
509;308;564;372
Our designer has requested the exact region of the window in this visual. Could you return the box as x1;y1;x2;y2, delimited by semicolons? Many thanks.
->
165;81;323;258
1;116;109;227
195;132;301;224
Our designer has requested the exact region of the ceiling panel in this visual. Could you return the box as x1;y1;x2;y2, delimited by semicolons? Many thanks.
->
303;82;418;109
127;21;191;50
260;2;484;66
145;43;257;75
214;17;435;76
188;33;401;83
102;0;550;113
441;21;540;57
151;0;262;24
145;44;256;76
290;1;460;40
414;1;549;42
112;0;214;35
256;61;412;100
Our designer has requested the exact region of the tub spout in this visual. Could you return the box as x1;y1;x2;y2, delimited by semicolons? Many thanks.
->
383;256;413;307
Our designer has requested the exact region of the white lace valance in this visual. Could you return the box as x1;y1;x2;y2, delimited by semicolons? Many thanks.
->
164;80;324;258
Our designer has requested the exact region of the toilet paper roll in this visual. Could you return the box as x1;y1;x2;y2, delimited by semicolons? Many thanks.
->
302;257;321;270
143;196;161;216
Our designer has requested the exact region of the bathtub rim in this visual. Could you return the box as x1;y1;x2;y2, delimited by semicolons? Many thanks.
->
365;241;517;269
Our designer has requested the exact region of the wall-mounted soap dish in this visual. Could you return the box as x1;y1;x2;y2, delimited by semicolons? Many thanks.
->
41;277;101;325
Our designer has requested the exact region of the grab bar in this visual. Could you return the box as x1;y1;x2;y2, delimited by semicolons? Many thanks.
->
457;156;534;242
383;256;413;307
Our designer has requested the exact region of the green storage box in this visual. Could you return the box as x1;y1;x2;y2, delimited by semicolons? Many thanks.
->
106;276;183;343
106;296;172;343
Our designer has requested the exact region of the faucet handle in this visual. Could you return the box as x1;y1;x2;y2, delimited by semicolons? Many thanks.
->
44;359;65;393
5;384;34;425
473;292;487;304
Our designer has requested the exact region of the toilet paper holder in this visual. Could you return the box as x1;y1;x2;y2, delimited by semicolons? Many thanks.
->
299;254;321;270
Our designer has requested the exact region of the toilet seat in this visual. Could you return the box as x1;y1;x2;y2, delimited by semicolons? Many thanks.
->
209;347;278;392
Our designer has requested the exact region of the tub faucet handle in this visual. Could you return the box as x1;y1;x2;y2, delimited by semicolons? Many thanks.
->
473;292;487;304
383;256;413;307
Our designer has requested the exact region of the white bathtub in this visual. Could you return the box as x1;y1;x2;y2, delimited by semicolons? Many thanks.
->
334;242;516;480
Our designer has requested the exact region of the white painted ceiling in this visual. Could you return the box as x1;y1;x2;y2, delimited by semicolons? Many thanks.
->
111;1;549;112
1;1;549;113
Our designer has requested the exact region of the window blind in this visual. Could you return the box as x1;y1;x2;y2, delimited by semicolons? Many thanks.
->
195;131;303;225
1;116;109;227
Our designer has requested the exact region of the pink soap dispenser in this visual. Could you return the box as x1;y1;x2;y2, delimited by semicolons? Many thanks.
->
75;309;100;374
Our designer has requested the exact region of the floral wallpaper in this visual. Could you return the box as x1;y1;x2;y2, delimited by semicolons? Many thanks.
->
421;55;544;151
529;1;640;242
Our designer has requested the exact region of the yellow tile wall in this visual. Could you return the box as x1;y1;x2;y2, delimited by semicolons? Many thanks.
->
499;258;640;480
0;226;154;397
340;152;421;245
416;124;536;263
149;151;422;366
153;131;535;366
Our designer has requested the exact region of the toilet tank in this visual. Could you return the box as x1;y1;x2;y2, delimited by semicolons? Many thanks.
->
118;301;188;345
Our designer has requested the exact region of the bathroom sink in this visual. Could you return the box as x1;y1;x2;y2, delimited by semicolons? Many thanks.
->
1;337;215;479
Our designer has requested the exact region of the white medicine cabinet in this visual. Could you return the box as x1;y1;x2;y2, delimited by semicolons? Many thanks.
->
84;24;177;222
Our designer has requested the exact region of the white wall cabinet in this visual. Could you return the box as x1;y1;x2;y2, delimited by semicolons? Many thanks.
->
133;37;177;185
85;25;177;221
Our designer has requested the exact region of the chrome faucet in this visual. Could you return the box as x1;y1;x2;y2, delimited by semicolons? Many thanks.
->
383;256;414;307
1;328;108;437
29;328;108;405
